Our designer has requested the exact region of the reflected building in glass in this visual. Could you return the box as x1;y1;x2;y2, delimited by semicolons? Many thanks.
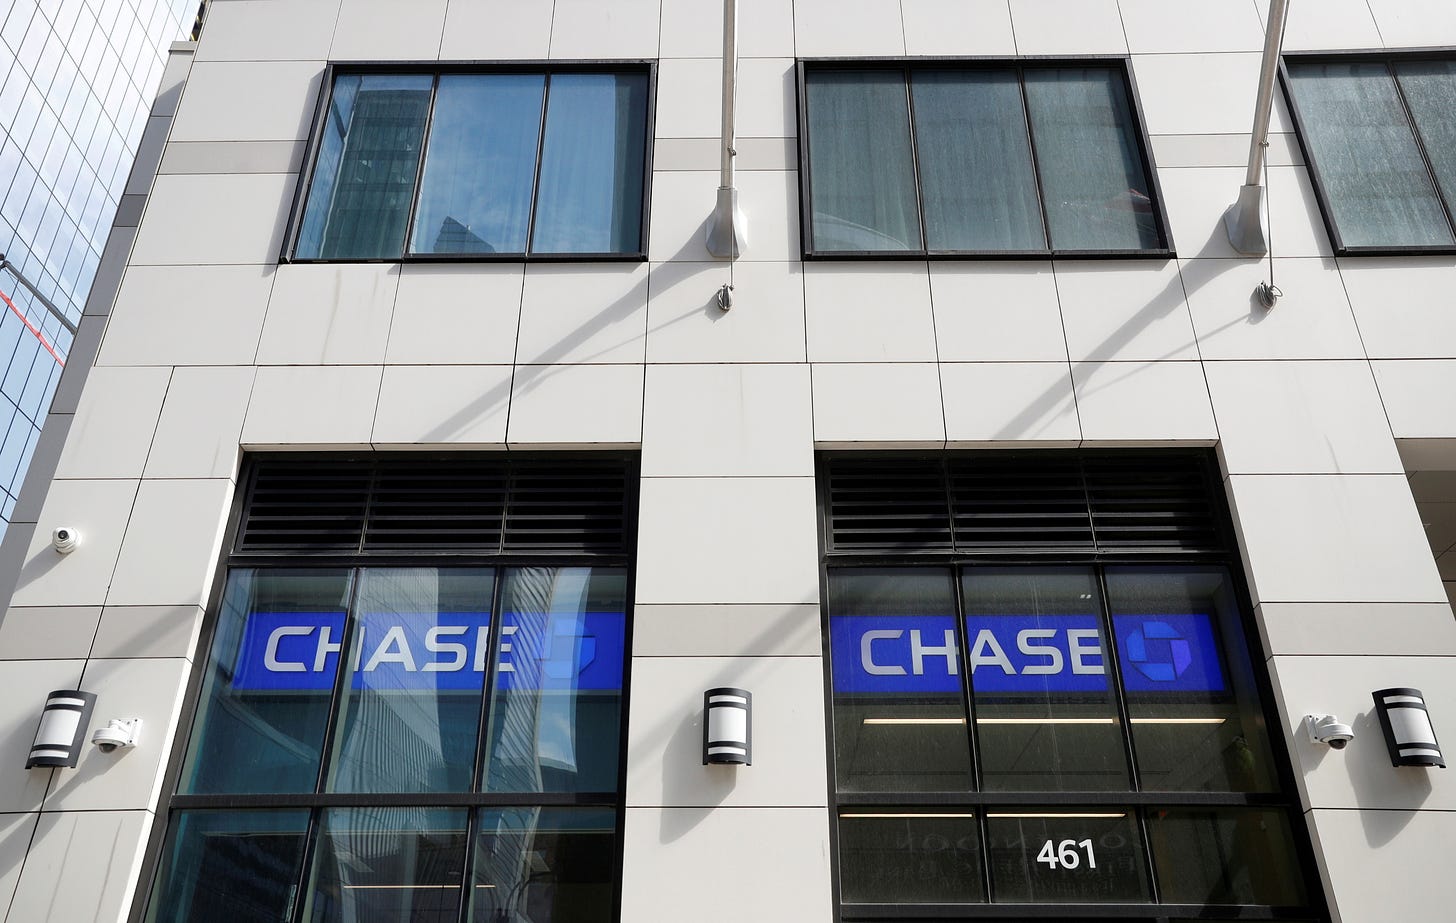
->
0;0;194;534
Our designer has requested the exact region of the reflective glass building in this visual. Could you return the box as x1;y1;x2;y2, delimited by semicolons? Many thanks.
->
0;0;194;534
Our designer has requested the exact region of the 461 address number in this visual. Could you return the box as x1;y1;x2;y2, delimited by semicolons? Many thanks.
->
1036;838;1097;870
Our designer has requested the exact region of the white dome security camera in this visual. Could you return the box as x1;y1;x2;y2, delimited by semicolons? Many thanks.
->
91;718;140;754
1306;714;1354;750
51;527;80;554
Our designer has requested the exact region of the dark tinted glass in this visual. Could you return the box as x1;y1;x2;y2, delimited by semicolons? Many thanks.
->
828;568;973;792
1147;808;1307;905
469;807;616;923
1287;61;1453;247
145;810;310;923
838;811;984;903
963;568;1128;792
985;810;1149;903
297;74;434;259
483;567;628;793
303;807;469;922
1106;567;1278;793
531;73;650;254
1393;60;1456;222
1023;67;1160;250
805;69;921;252
327;568;494;793
180;569;353;794
912;69;1045;251
410;75;545;255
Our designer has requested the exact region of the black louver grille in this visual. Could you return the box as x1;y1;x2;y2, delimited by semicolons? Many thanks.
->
238;457;633;555
825;453;1222;554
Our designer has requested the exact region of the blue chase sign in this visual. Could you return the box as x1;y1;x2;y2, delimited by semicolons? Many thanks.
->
231;610;626;692
830;613;1224;695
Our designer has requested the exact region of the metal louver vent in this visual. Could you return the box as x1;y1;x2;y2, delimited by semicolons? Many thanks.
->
237;456;634;555
824;459;952;552
1084;454;1219;549
948;454;1092;548
824;452;1224;554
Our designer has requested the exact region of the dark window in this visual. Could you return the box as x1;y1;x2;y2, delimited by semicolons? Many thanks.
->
798;61;1171;258
144;455;636;923
1284;54;1456;253
820;452;1324;921
293;67;652;261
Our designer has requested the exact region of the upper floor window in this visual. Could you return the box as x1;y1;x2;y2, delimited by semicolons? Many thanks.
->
1284;54;1456;254
797;60;1172;258
291;66;653;262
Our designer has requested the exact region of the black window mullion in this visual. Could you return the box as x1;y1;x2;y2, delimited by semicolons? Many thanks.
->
1093;566;1141;792
310;568;367;794
901;65;930;254
400;74;441;257
524;72;555;256
285;807;325;923
1388;60;1456;243
470;566;506;793
1014;65;1054;252
455;807;483;923
952;559;995;906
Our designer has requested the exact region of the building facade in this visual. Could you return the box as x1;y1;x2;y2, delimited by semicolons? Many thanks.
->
0;0;198;538
0;1;1454;922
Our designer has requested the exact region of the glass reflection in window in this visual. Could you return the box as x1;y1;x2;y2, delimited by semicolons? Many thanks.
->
327;568;494;794
180;569;353;795
828;568;973;792
964;568;1128;792
483;567;628;793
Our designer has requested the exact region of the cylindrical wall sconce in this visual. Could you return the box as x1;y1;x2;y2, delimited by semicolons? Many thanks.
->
1373;687;1445;768
704;687;751;765
26;689;96;769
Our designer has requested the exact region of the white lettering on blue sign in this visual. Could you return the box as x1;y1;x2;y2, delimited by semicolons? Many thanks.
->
829;613;1225;695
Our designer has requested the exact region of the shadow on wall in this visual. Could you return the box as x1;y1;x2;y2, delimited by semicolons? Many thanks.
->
1346;708;1432;847
991;239;1275;443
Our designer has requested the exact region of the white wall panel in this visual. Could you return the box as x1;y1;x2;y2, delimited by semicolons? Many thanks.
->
10;480;140;609
53;367;170;480
505;364;644;446
170;62;323;142
627;656;826;808
1071;361;1217;443
1340;258;1456;360
387;265;524;365
194;0;341;62
43;658;191;812
105;479;233;609
242;366;383;447
331;0;447;59
805;264;936;363
645;261;807;363
1182;257;1365;360
1228;474;1447;606
620;807;831;923
440;0;554;59
1056;260;1199;362
642;364;813;477
1010;0;1127;54
144;367;254;480
257;264;399;365
633;603;822;657
902;0;1016;55
1372;361;1456;440
793;0;905;56
930;262;1066;362
635;477;818;604
371;365;512;445
1206;361;1403;475
812;363;945;447
5;810;150;923
130;173;295;266
549;0;662;58
942;362;1080;445
96;265;274;367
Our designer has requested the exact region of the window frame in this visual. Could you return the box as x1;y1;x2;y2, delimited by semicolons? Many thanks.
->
282;61;657;265
815;451;1328;923
1281;46;1456;257
794;56;1176;261
131;452;640;923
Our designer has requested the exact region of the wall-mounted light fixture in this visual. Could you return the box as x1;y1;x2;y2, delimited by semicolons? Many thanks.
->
703;687;751;765
1373;687;1445;768
26;690;96;768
